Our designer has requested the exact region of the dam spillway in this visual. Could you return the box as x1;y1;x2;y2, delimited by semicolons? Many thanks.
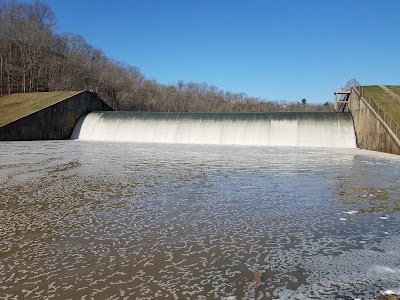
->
71;111;357;148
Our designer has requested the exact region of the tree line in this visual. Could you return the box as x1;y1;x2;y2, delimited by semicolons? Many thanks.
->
0;0;333;112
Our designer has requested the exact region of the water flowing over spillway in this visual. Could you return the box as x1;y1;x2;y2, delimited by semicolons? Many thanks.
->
71;111;357;148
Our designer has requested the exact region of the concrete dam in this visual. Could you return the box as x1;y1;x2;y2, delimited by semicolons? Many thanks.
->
1;83;399;154
71;111;357;148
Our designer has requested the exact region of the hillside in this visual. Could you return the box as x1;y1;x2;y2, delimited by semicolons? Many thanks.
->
0;0;332;113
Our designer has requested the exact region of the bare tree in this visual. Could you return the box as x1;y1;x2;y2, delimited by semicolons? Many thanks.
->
0;0;334;113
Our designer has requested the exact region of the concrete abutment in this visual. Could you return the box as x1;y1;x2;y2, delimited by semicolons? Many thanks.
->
0;91;113;141
347;88;400;155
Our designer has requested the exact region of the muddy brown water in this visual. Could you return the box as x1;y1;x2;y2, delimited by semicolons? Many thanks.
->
0;141;400;299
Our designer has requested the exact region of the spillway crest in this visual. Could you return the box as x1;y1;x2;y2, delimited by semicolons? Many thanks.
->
71;112;357;148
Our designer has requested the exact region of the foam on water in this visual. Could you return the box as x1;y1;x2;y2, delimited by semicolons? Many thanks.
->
71;112;357;148
1;142;399;299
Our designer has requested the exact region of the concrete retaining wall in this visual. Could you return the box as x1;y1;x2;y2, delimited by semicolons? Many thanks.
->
0;91;113;141
348;89;400;155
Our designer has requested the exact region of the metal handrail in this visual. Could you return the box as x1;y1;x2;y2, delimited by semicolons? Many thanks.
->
338;78;359;102
345;78;400;138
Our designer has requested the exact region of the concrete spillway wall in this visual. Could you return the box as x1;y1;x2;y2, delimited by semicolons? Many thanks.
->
348;88;400;155
0;91;112;141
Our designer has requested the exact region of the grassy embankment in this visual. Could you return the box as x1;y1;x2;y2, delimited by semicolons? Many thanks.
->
387;86;400;98
362;85;400;130
0;91;79;127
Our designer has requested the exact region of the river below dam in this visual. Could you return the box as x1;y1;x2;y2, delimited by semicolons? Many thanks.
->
1;141;400;299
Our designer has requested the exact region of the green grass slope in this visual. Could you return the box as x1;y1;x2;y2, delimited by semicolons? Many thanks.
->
387;86;400;99
362;85;400;130
0;91;80;127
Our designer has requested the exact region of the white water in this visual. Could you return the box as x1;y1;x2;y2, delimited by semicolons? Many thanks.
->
71;112;357;148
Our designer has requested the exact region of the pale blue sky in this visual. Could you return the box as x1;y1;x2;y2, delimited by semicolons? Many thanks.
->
45;0;400;103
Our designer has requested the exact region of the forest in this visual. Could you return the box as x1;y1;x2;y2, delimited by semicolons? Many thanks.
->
0;0;333;112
